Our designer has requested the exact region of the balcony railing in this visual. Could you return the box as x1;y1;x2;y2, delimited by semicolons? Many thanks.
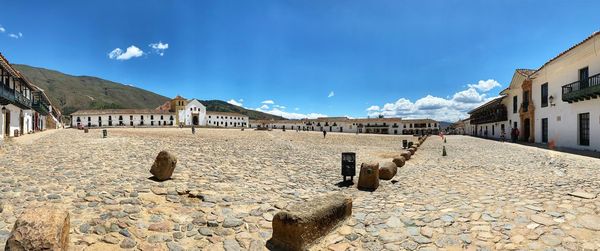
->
470;105;508;125
14;91;32;108
562;73;600;103
32;91;50;115
0;84;32;108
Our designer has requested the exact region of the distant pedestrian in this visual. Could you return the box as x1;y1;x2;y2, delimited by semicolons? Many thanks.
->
192;126;195;134
511;127;520;143
323;130;327;138
500;128;506;142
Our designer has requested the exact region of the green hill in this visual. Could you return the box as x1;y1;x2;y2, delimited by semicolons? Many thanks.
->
14;64;285;120
14;64;169;115
200;100;285;120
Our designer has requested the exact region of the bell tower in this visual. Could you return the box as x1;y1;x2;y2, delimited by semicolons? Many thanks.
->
170;95;188;125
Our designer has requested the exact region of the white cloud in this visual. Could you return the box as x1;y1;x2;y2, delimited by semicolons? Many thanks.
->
366;105;380;112
260;104;270;110
366;79;501;122
294;107;300;111
328;91;335;98
468;79;501;92
149;42;169;56
227;99;243;106
0;26;5;33
273;105;286;109
108;45;144;60
452;88;485;103
8;32;22;39
261;100;274;104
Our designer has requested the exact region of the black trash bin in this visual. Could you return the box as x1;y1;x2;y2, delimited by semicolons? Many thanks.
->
341;152;356;182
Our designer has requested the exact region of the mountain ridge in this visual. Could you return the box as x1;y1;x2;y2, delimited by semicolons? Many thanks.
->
13;64;285;120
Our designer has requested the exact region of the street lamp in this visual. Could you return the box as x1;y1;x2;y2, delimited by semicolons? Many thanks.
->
549;95;556;106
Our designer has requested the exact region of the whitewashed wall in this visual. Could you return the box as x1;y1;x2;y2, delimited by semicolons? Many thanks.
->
531;35;600;150
72;113;176;127
207;114;248;128
182;100;207;126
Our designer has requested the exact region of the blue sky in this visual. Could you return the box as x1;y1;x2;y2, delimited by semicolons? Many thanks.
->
1;0;599;121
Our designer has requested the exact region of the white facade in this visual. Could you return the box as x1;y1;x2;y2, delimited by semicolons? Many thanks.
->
70;103;250;129
179;99;207;126
530;33;600;151
249;118;439;135
206;112;249;128
4;104;24;137
468;32;600;151
71;111;175;127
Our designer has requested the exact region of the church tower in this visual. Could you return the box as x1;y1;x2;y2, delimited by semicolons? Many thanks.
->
170;95;188;125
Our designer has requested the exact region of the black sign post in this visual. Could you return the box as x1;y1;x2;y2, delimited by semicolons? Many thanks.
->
341;152;356;182
102;129;107;138
402;139;408;149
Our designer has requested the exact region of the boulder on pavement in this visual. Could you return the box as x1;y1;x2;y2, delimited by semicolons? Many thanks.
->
357;163;379;191
379;162;398;180
5;204;70;251
150;151;177;181
269;192;352;251
392;156;406;168
407;147;416;155
400;151;411;160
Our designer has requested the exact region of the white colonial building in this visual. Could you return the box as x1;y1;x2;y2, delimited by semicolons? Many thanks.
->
249;117;439;135
468;31;600;151
70;96;249;128
1;53;61;141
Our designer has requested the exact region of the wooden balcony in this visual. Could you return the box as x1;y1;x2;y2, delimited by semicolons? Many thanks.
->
1;84;32;109
32;91;50;115
470;105;508;125
562;73;600;103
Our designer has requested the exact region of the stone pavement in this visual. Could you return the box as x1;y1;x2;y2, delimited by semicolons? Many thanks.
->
0;128;599;250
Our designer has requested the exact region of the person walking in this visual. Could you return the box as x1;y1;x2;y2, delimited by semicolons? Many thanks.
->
511;127;519;143
500;128;506;142
323;130;327;138
192;126;195;134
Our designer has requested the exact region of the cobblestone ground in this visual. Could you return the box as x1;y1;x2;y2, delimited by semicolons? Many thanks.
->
0;128;599;251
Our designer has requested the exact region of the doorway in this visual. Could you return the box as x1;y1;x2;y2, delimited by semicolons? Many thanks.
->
4;110;10;136
192;115;199;125
541;118;548;143
523;118;531;141
580;67;589;89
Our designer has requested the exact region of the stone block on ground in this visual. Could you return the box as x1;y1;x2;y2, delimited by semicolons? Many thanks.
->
407;147;416;155
392;156;406;168
379;162;398;180
401;151;411;160
5;204;70;251
150;150;177;181
357;163;379;191
269;192;352;251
